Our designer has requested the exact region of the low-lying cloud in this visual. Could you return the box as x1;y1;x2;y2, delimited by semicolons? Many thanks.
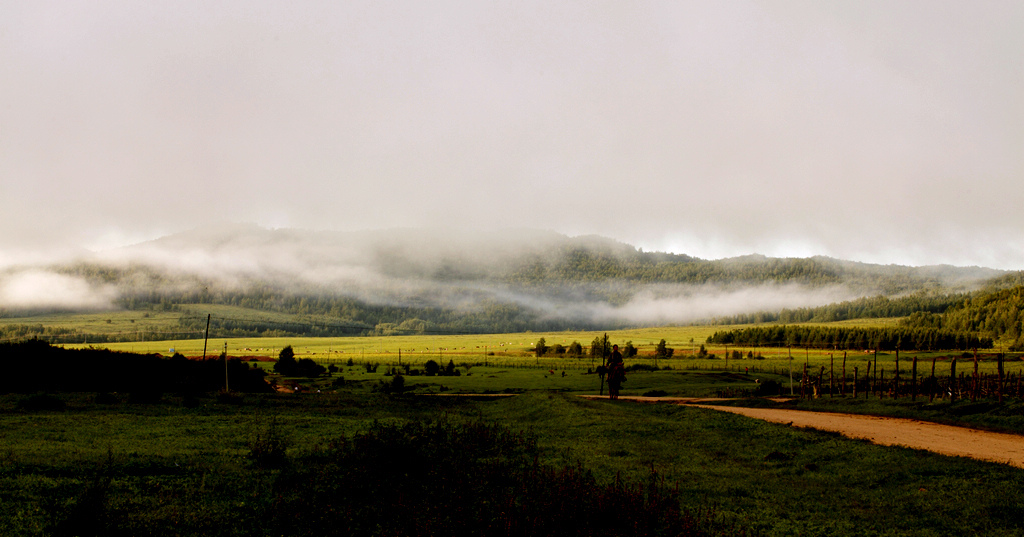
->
0;270;117;311
0;225;999;328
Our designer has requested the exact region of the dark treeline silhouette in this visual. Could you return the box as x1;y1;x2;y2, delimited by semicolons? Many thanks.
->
706;325;992;351
0;339;272;394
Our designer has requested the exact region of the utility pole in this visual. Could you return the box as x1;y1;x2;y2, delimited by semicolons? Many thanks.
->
223;341;229;392
202;314;211;360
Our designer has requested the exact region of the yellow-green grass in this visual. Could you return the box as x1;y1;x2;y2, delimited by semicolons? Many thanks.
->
0;310;185;338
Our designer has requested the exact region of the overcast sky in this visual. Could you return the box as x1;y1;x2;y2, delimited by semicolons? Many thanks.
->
2;1;1022;269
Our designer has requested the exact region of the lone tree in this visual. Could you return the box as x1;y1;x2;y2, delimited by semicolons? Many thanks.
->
534;338;548;357
654;339;674;360
275;345;297;375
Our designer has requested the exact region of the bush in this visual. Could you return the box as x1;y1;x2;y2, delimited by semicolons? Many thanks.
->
216;390;244;405
94;392;119;405
128;390;163;405
755;380;783;396
247;416;290;469
17;393;66;411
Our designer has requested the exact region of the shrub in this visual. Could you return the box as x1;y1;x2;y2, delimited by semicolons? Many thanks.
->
94;392;119;405
17;393;66;411
755;380;783;396
216;390;244;405
247;416;290;469
128;390;163;405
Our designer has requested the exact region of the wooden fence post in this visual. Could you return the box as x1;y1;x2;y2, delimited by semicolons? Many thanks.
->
873;349;878;397
842;351;847;396
972;349;979;402
829;353;834;397
911;356;918;401
929;357;937;402
864;361;871;399
949;358;957;401
894;348;900;399
998;353;1005;403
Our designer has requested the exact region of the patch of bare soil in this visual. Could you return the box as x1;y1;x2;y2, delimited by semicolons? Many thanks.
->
685;403;1024;469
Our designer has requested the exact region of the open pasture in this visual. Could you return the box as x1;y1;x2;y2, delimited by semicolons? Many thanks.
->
78;327;1024;382
3;390;1024;536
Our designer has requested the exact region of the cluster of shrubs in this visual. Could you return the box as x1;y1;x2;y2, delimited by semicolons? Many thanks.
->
382;359;462;378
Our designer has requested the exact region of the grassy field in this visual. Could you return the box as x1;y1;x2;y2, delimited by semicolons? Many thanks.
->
3;390;1024;536
5;313;1024;534
69;330;1024;383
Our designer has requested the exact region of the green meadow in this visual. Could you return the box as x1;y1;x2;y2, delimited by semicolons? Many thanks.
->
3;389;1024;536
4;313;1024;535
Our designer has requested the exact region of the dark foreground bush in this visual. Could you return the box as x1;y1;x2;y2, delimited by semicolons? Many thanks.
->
17;393;66;411
267;419;734;537
754;380;783;397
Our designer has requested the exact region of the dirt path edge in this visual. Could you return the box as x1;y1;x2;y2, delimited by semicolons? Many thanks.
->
684;404;1024;469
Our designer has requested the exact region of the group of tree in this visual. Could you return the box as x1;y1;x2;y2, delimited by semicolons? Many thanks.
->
0;339;272;394
706;325;992;352
533;338;586;357
273;345;326;377
706;292;969;326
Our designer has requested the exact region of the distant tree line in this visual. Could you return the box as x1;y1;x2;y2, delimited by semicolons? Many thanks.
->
706;325;992;351
706;293;968;325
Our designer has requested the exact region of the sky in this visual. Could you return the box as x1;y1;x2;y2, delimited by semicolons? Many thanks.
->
2;0;1022;269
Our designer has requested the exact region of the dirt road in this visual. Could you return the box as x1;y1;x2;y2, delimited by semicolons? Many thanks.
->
686;404;1024;469
580;395;1024;468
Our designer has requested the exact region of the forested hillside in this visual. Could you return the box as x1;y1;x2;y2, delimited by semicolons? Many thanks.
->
0;227;1016;339
900;285;1024;350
